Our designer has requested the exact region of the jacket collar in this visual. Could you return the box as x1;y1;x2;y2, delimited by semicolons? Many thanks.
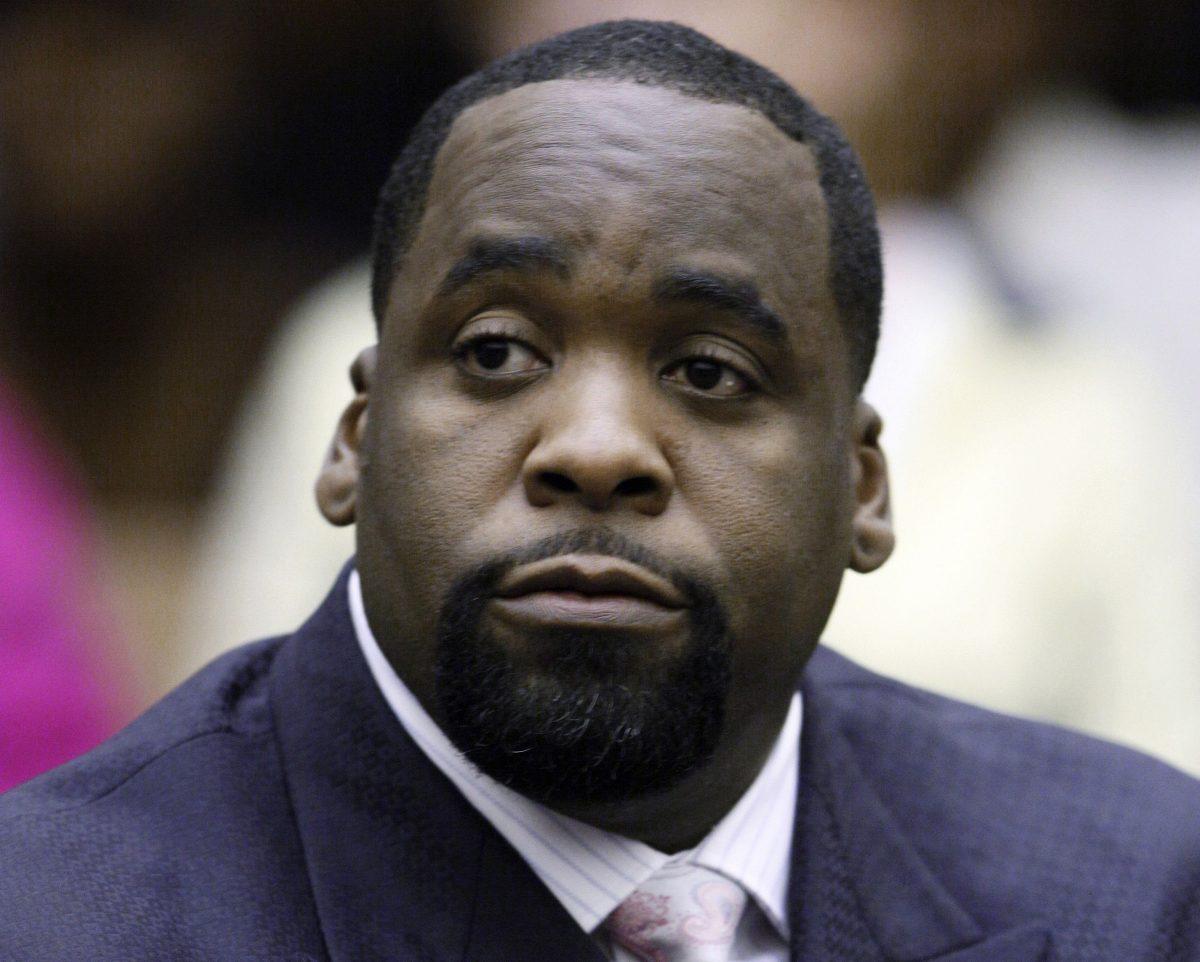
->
793;647;1052;961
272;568;1049;961
270;566;606;962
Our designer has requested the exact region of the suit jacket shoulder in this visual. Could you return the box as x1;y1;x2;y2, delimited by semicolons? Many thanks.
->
0;637;326;961
795;648;1200;961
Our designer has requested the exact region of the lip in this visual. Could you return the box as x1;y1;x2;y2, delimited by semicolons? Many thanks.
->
495;554;688;608
490;554;689;632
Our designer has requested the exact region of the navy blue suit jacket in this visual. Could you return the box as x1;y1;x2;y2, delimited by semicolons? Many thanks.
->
2;567;1199;960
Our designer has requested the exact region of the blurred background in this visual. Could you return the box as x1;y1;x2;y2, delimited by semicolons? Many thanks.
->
2;0;1198;788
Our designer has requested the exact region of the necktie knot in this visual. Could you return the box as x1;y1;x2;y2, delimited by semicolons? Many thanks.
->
603;863;748;962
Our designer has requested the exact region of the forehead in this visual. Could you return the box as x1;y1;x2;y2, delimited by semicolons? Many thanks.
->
394;78;834;338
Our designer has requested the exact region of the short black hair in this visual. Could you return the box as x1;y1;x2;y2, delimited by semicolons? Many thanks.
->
371;19;881;388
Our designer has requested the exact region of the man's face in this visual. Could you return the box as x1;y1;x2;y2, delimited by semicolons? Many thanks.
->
326;78;889;807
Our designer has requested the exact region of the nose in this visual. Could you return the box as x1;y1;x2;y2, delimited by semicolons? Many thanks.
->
521;370;674;516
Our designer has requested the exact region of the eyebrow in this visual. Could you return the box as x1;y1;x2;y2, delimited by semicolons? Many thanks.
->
438;236;572;297
653;269;786;341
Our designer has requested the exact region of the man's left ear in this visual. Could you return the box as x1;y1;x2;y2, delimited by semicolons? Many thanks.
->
848;399;894;573
315;345;376;527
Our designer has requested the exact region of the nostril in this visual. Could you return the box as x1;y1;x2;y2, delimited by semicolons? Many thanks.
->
614;476;657;498
540;471;578;493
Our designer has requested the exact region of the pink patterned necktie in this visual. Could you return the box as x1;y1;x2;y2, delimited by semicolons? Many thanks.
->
603;862;748;962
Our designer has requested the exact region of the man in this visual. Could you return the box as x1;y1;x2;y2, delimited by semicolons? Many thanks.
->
181;0;1200;776
1;20;1197;961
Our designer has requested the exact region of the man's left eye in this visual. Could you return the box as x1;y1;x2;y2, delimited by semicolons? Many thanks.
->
455;336;547;376
662;357;754;397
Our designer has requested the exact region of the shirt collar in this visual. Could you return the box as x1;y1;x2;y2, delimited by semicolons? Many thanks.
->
348;569;799;939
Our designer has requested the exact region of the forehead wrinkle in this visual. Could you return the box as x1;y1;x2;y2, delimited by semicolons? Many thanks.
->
407;78;836;344
437;78;822;203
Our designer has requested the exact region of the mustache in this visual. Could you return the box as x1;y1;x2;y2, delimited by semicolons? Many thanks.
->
465;528;699;601
448;525;710;614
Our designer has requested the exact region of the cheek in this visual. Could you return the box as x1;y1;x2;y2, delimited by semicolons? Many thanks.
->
679;418;851;639
363;384;529;605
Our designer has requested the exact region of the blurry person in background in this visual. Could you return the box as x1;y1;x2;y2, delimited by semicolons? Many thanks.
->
0;146;137;789
180;0;1200;767
0;0;466;693
964;5;1200;471
180;261;369;675
0;375;137;790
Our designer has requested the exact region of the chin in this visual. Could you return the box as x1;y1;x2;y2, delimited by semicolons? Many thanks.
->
437;632;731;805
436;594;732;805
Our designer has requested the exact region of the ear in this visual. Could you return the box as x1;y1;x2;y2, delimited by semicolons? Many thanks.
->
315;345;376;527
848;399;895;573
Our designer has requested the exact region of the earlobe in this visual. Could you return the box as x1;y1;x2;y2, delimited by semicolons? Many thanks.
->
848;399;895;573
316;346;377;527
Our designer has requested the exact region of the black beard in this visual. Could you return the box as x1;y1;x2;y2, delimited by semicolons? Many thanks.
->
433;529;731;806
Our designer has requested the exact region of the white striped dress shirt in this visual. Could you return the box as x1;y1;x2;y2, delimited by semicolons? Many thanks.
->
349;570;798;961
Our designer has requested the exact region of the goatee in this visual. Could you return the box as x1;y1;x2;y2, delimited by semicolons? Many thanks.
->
434;529;732;805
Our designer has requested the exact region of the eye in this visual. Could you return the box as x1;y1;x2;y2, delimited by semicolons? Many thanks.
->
662;355;755;398
455;335;547;377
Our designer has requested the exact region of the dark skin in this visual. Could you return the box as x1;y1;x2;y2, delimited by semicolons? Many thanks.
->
317;79;893;852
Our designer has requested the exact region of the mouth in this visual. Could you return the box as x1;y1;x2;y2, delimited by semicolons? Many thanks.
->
489;553;689;632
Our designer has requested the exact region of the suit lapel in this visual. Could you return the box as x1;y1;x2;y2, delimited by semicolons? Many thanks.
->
464;829;608;962
270;567;604;962
791;648;1053;962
